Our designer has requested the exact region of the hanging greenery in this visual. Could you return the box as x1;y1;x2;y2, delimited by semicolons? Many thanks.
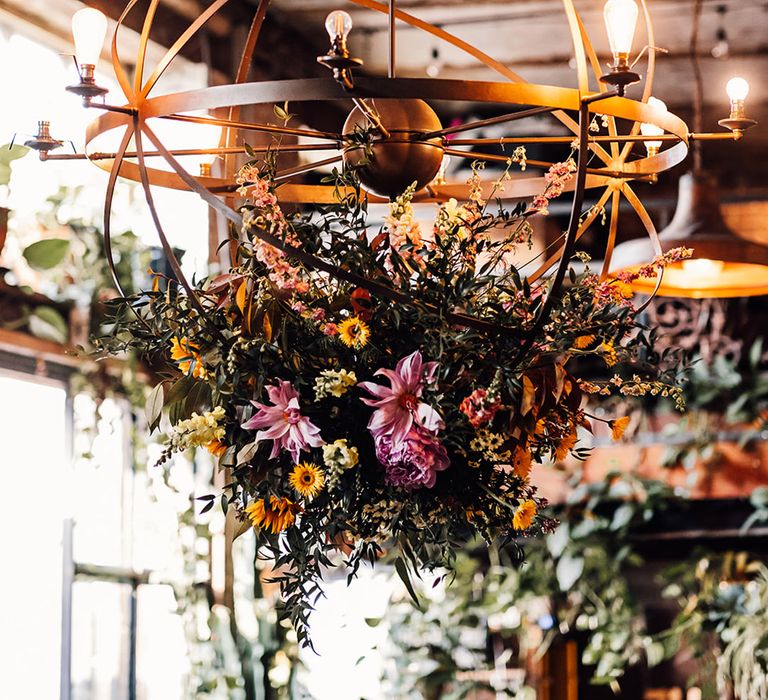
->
96;158;686;645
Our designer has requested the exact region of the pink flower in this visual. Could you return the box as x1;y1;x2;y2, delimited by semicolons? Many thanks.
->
358;350;444;445
241;381;323;463
460;388;502;428
322;322;339;336
375;424;449;489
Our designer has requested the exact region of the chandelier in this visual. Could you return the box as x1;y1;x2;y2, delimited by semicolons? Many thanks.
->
25;0;757;310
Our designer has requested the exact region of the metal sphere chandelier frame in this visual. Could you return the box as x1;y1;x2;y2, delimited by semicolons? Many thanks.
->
32;0;757;331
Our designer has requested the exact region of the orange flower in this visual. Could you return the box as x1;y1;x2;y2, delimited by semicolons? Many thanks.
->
609;416;631;441
554;430;577;462
513;499;537;531
512;447;532;479
245;496;300;534
205;439;228;458
573;335;595;349
170;337;207;379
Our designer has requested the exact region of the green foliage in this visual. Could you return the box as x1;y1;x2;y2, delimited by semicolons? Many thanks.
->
94;158;682;647
660;551;768;699
0;143;29;187
23;238;70;270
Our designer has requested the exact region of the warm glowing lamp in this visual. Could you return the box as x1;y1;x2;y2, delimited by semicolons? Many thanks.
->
640;97;667;156
719;77;757;134
610;172;768;298
317;9;362;87
66;8;109;104
600;0;641;95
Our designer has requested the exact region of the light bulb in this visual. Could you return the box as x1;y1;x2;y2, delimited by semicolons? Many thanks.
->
325;10;353;44
681;258;725;278
71;8;108;67
603;0;639;62
640;97;667;153
726;76;749;102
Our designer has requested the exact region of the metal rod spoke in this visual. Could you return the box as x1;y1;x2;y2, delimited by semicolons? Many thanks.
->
443;147;632;178
422;106;556;140
388;0;396;78
160;112;342;142
273;155;344;182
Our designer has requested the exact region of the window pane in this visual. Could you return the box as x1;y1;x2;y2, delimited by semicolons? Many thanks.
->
136;584;186;700
0;374;66;700
71;580;131;700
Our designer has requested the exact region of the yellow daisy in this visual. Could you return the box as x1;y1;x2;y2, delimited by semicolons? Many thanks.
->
289;463;325;500
513;499;537;531
338;316;371;350
609;416;631;441
170;336;207;379
245;496;300;534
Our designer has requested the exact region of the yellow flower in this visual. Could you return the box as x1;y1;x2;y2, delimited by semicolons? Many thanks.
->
609;416;631;441
554;429;577;462
338;316;371;350
574;334;596;349
512;447;532;479
245;496;300;534
170;336;207;379
600;341;618;367
289;463;325;500
205;439;228;457
513;499;537;531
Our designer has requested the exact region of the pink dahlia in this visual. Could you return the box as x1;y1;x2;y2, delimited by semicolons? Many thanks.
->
375;425;449;490
359;350;444;445
241;381;323;463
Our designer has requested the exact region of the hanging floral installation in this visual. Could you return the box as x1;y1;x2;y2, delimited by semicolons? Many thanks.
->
99;155;688;645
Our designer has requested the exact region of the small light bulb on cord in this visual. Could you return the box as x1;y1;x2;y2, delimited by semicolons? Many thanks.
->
67;8;109;105
426;47;443;78
640;96;667;156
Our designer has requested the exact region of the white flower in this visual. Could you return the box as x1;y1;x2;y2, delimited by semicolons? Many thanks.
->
314;369;357;401
170;406;226;450
323;439;359;470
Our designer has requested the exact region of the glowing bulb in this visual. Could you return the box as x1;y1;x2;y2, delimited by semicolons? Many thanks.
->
640;97;667;153
603;0;639;60
726;76;749;102
325;10;353;44
71;8;108;67
681;258;725;278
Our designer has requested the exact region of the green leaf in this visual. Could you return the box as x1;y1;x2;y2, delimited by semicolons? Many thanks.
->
236;442;258;465
23;238;70;271
28;306;68;343
0;143;29;186
610;503;635;531
394;557;421;609
145;383;164;433
556;554;584;591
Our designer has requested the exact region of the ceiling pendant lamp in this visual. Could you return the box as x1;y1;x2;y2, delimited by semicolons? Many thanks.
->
610;169;768;298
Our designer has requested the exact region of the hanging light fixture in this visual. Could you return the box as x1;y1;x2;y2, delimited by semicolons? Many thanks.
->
21;0;759;308
609;0;766;299
610;166;768;298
